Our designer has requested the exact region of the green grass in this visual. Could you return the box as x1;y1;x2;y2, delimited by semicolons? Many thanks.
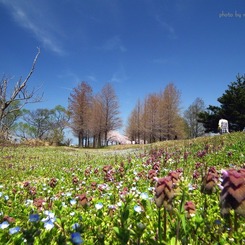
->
0;132;244;244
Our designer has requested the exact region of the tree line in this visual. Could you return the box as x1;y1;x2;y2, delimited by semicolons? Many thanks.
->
68;82;122;147
126;83;187;143
14;105;70;145
0;50;244;147
126;74;245;143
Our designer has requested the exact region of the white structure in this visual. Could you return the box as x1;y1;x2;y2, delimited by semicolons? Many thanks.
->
218;119;229;134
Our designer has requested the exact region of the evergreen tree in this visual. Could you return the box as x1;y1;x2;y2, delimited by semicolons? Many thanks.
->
198;105;221;133
218;74;245;131
198;74;245;132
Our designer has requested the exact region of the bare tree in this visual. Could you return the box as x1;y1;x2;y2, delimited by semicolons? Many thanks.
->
0;48;42;138
184;97;205;138
126;99;143;143
160;83;181;140
68;82;122;148
68;81;93;147
90;95;104;148
143;93;160;143
99;83;122;146
127;83;186;143
126;109;137;143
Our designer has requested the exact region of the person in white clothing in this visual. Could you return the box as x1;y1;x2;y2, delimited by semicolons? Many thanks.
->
218;119;229;134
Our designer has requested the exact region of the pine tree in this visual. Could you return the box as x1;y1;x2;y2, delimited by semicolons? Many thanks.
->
198;74;245;132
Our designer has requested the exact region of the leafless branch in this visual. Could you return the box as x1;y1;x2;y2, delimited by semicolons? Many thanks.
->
0;48;42;133
10;47;41;103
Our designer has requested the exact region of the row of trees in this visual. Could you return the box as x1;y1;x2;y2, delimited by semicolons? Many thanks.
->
13;105;70;145
0;50;122;147
1;50;244;146
126;83;187;143
126;74;245;142
68;82;122;147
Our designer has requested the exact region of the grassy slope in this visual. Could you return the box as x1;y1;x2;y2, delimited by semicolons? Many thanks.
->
0;132;244;244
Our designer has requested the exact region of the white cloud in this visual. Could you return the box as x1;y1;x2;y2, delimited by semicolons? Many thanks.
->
155;15;177;39
0;0;65;55
58;70;81;84
102;35;127;52
109;65;128;84
59;86;73;92
86;75;97;83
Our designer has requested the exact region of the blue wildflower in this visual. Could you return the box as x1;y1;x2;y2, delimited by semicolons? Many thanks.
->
9;226;20;235
41;211;56;230
0;221;9;229
117;201;122;207
43;211;56;221
62;202;67;207
134;205;142;213
188;184;194;191
66;192;72;197
44;220;55;230
70;199;77;205
95;202;103;210
72;223;80;230
25;199;33;206
214;219;222;225
108;205;116;210
29;214;40;222
140;192;149;200
71;232;83;244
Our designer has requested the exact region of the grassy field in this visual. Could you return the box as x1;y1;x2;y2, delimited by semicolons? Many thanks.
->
0;132;244;244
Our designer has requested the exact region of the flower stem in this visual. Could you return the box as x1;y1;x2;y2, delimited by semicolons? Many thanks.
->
234;212;238;244
234;212;238;233
158;209;162;244
163;207;167;242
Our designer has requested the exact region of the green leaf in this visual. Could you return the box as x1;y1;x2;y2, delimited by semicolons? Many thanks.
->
113;227;120;235
170;237;181;245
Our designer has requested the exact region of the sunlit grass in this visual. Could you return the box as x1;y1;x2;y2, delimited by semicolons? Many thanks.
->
0;132;244;244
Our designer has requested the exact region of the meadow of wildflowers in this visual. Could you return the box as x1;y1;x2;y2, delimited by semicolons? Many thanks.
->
0;132;244;244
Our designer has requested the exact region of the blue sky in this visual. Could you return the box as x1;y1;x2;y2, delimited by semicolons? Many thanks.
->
0;0;245;134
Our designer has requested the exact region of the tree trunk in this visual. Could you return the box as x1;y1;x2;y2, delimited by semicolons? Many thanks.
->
104;130;108;146
78;132;83;147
